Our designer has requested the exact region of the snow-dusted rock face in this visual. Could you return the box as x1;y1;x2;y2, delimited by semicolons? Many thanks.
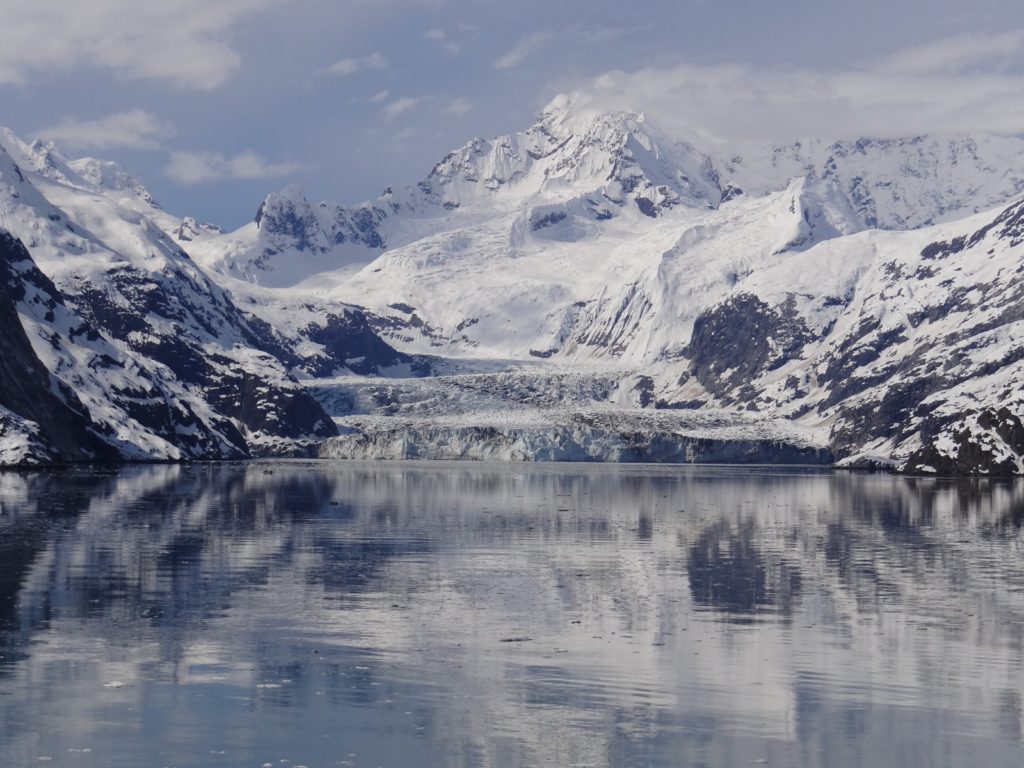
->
419;94;723;213
253;185;386;263
187;95;729;289
67;156;160;208
188;186;390;287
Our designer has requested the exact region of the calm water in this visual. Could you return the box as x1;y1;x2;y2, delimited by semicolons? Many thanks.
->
0;462;1023;768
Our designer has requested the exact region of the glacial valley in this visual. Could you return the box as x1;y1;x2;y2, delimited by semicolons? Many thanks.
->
3;95;1024;474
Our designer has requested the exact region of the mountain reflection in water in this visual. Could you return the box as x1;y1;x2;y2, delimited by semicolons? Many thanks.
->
0;462;1022;767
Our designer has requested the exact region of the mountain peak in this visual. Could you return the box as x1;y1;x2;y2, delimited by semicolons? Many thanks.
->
255;185;319;245
67;156;160;208
532;92;646;140
418;93;721;214
0;127;161;209
0;129;81;186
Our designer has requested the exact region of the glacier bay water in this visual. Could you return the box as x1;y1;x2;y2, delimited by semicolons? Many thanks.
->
0;462;1022;767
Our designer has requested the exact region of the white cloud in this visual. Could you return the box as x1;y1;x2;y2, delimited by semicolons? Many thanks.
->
880;30;1024;75
494;31;552;69
572;24;651;45
166;150;309;185
569;30;1024;144
444;97;473;117
38;110;171;151
382;97;421;120
369;89;391;103
325;52;387;77
423;28;460;55
0;0;289;90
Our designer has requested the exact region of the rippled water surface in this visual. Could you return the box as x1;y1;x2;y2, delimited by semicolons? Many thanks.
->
1;462;1023;767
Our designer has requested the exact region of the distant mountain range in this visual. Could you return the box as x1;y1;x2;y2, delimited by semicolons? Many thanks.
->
2;94;1024;473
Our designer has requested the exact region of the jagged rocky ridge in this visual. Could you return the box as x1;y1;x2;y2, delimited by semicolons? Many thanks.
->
189;94;1024;290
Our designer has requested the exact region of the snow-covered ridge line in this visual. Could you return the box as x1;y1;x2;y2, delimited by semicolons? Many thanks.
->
189;93;1024;292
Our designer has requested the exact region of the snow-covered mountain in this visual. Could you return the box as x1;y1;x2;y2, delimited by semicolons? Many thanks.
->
186;95;728;288
190;94;1024;292
660;195;1024;474
0;130;422;465
195;95;1024;474
3;94;1024;473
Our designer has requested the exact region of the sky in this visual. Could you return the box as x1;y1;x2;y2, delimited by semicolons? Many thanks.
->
2;0;1024;229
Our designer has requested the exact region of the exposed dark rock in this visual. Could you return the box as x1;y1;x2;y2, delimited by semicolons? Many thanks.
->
655;399;707;410
530;211;567;231
685;294;814;404
920;198;1024;260
203;363;334;443
256;187;388;257
0;207;342;464
631;375;655;408
905;408;1024;476
303;309;428;377
817;320;909;407
64;264;337;451
720;183;744;203
635;197;657;218
829;376;939;459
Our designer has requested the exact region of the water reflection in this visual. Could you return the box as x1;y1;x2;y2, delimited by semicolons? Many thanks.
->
0;463;1022;767
688;519;802;617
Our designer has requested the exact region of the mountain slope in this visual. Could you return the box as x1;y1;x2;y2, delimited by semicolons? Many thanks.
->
0;231;118;464
656;194;1024;473
0;134;348;461
733;133;1024;229
187;94;726;289
190;95;1024;369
